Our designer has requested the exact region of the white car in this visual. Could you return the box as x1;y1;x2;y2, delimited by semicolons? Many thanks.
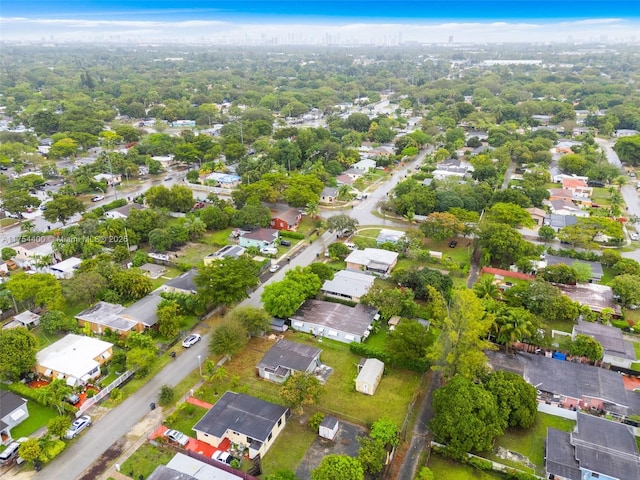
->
165;429;189;447
64;415;92;439
631;233;639;241
181;334;201;348
269;264;280;273
91;195;105;202
212;450;240;465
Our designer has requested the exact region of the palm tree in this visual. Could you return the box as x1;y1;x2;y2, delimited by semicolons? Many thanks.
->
496;308;535;353
473;276;501;300
20;220;36;235
337;184;352;201
36;379;72;415
305;202;320;220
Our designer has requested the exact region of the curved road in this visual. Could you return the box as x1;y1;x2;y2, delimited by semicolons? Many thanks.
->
37;151;426;479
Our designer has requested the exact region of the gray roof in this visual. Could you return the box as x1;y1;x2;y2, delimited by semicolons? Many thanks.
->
193;392;288;443
110;203;144;217
119;293;162;327
545;254;603;277
321;187;338;197
257;339;321;374
165;452;246;480
164;269;198;293
572;413;640;479
243;228;279;242
75;301;136;333
544;214;578;229
206;246;245;260
356;358;384;385
574;319;636;361
321;270;375;299
0;390;26;418
290;300;379;338
148;465;196;480
545;428;581;480
556;283;622;315
320;415;339;430
486;351;630;411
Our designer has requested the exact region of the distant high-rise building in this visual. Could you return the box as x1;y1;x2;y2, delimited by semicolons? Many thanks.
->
449;35;453;44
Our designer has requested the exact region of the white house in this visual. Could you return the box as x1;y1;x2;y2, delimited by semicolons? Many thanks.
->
352;159;377;171
2;310;41;330
355;358;385;396
94;173;121;186
14;236;55;267
36;334;113;387
49;256;82;279
104;203;144;220
321;270;375;303
0;391;29;445
345;248;399;276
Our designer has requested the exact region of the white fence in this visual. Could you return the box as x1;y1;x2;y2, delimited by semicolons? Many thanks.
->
537;402;578;420
75;370;135;417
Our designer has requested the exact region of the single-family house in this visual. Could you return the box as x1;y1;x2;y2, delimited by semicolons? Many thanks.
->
118;293;163;329
532;114;552;125
345;248;399;276
548;200;588;217
376;229;406;245
138;263;166;279
548;189;592;207
270;208;301;232
289;300;379;344
239;229;279;249
49;256;82;279
543;214;578;231
4;310;41;329
572;319;637;369
206;172;242;189
162;269;198;295
561;178;592;198
335;174;355;186
320;187;338;204
487;350;634;419
355;358;384;396
543;254;603;282
104;203;145;220
342;168;365;181
151;155;175;169
0;391;29;445
321;270;375;303
14;236;55;267
352;159;376;172
193;392;289;459
94;173;121;186
552;173;588;184
204;245;246;265
0;260;9;276
256;339;321;383
151;452;251;480
556;283;622;316
75;301;136;335
526;207;547;226
432;159;474;180
319;416;340;441
545;413;640;480
614;129;640;137
36;334;113;387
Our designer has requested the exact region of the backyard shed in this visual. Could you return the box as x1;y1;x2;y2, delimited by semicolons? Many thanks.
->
355;358;384;396
319;415;340;441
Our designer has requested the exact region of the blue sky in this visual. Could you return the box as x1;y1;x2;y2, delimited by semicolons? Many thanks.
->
2;1;639;43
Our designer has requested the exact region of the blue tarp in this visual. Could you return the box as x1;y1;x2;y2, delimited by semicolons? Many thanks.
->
552;352;567;361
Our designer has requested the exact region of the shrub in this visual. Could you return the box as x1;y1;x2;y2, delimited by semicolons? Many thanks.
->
110;387;122;401
349;343;390;364
102;198;128;212
7;382;43;404
280;231;305;240
87;389;96;398
309;412;325;432
158;385;175;406
467;456;493;471
39;439;66;463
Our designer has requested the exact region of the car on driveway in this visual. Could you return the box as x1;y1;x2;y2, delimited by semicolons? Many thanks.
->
181;333;201;348
64;415;92;439
0;441;21;465
269;264;280;273
212;450;240;465
165;429;189;447
91;195;105;202
631;233;639;241
449;240;458;248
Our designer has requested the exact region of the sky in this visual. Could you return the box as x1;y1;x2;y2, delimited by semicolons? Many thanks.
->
1;1;639;45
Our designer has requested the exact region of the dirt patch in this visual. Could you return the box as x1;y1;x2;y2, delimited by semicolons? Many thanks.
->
496;446;536;471
77;438;127;480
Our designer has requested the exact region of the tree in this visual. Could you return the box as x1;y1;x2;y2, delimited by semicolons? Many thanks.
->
1;247;16;260
195;256;260;307
111;270;153;301
558;153;588;175
613;135;640;165
158;385;175;406
18;438;42;464
49;137;78;159
261;279;307;318
420;212;465;241
473;276;501;300
1;190;40;215
369;417;400;449
483;370;537;429
43;194;85;225
47;415;72;439
279;372;323;415
429;289;495;380
284;267;323;299
387;320;431;371
308;263;334;282
327;242;350;260
36;379;72;415
229;306;271;337
265;471;300;480
357;437;386;475
430;375;504;458
0;327;37;381
361;284;417;320
40;310;77;335
572;262;593;283
157;301;183;338
148;228;174;251
610;274;640;307
494;307;537;352
477;223;539;268
538;225;556;242
417;467;435;480
326;214;359;234
209;320;248;358
62;271;108;305
569;334;604;361
126;347;156;376
538;264;577;284
311;455;364;480
485;202;536;228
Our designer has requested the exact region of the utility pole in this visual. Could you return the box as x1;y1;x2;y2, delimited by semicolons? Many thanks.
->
107;155;118;201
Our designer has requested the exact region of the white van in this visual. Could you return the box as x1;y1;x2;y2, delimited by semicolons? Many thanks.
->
345;243;357;251
0;442;20;465
260;247;278;255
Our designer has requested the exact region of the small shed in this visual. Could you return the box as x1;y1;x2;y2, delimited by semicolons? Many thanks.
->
270;318;289;332
388;316;401;331
319;415;340;441
355;358;385;396
138;263;166;279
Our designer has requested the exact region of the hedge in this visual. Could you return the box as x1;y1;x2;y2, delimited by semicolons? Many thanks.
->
280;231;306;240
349;342;390;364
6;382;43;404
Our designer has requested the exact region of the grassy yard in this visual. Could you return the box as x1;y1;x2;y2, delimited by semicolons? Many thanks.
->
261;416;317;476
489;412;575;475
119;443;175;480
427;454;504;480
164;403;208;434
10;401;58;438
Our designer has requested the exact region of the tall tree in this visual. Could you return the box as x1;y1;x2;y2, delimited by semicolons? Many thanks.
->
209;320;248;358
261;279;307;318
42;194;85;225
228;306;271;337
280;372;323;415
0;327;38;381
483;370;537;429
311;455;364;480
195;256;260;307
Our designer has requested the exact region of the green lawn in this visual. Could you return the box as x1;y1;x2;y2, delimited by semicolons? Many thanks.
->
427;454;503;480
10;401;58;439
164;403;208;434
261;416;317;476
490;412;575;475
119;443;175;480
591;187;612;204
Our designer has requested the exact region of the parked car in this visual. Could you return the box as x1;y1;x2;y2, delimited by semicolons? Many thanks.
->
165;429;189;447
66;393;81;405
181;334;201;348
91;195;105;202
269;264;280;273
449;240;458;248
164;176;172;181
212;450;240;465
260;247;278;255
279;239;291;247
64;415;92;439
0;442;20;465
631;233;639;241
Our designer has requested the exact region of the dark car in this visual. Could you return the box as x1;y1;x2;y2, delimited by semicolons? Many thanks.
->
449;240;458;248
280;240;291;247
587;180;605;187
